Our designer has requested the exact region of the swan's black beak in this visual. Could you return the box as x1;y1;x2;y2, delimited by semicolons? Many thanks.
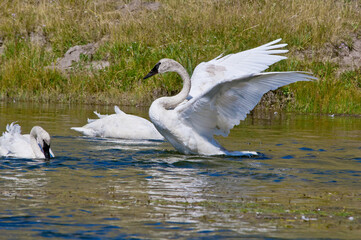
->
143;62;160;79
42;140;51;160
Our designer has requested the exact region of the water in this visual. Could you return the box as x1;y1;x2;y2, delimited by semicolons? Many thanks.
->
0;102;360;239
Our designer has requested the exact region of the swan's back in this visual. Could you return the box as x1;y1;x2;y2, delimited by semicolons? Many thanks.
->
72;110;164;140
0;123;36;158
92;113;162;139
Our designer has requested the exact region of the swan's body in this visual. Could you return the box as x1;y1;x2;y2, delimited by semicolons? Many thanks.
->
0;122;54;159
71;106;164;140
144;39;316;156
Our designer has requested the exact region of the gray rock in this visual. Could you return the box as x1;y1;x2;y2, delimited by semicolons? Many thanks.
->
56;43;98;70
48;42;109;72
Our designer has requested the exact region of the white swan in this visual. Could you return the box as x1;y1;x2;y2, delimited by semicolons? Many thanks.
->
143;39;316;156
71;106;164;140
0;122;54;159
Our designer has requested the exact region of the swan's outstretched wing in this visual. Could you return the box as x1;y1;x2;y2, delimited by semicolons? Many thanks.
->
178;72;316;138
189;39;288;99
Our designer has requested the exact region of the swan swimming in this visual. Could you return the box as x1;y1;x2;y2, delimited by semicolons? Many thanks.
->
0;122;54;159
143;39;316;156
71;106;164;140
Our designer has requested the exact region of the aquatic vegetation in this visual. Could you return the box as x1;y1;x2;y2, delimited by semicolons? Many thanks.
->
0;0;360;114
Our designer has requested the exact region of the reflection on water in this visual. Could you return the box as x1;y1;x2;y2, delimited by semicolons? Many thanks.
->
0;102;360;239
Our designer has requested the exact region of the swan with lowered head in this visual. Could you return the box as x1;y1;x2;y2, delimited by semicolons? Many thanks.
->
143;39;316;156
0;122;54;159
71;106;164;140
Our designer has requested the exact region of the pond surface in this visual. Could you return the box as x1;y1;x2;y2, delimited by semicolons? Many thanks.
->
0;102;360;239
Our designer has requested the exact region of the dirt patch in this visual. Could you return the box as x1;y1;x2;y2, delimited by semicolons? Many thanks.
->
30;27;47;47
118;0;161;13
336;37;361;70
295;34;361;72
254;89;294;112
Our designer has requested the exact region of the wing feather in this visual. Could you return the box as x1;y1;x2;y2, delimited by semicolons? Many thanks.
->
189;39;289;99
178;72;316;138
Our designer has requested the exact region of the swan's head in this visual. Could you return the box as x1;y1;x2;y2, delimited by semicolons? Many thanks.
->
30;126;53;159
143;59;180;79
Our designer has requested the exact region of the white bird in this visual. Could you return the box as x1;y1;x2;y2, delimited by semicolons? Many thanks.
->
0;122;54;159
143;39;316;156
71;106;164;140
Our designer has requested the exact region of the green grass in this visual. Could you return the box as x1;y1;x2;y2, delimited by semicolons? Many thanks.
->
0;0;360;114
292;63;361;114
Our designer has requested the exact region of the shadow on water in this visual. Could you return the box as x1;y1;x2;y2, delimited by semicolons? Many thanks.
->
0;102;360;239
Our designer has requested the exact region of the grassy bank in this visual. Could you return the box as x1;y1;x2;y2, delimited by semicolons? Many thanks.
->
0;0;360;114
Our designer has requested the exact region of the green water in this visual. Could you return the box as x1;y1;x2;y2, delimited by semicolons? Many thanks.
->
0;102;360;239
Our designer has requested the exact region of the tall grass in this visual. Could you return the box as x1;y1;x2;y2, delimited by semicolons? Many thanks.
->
0;0;360;113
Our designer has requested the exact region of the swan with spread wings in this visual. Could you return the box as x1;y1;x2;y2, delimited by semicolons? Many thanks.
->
143;39;316;156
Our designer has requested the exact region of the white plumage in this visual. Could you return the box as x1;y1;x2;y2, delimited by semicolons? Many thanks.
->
0;122;54;159
71;106;164;140
143;39;317;156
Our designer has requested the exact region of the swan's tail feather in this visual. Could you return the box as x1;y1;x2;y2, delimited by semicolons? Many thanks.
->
70;127;97;137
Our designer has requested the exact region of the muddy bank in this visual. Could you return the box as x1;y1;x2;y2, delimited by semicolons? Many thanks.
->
295;34;361;73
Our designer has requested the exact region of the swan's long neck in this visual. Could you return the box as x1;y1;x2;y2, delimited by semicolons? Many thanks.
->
29;127;45;158
161;62;191;109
